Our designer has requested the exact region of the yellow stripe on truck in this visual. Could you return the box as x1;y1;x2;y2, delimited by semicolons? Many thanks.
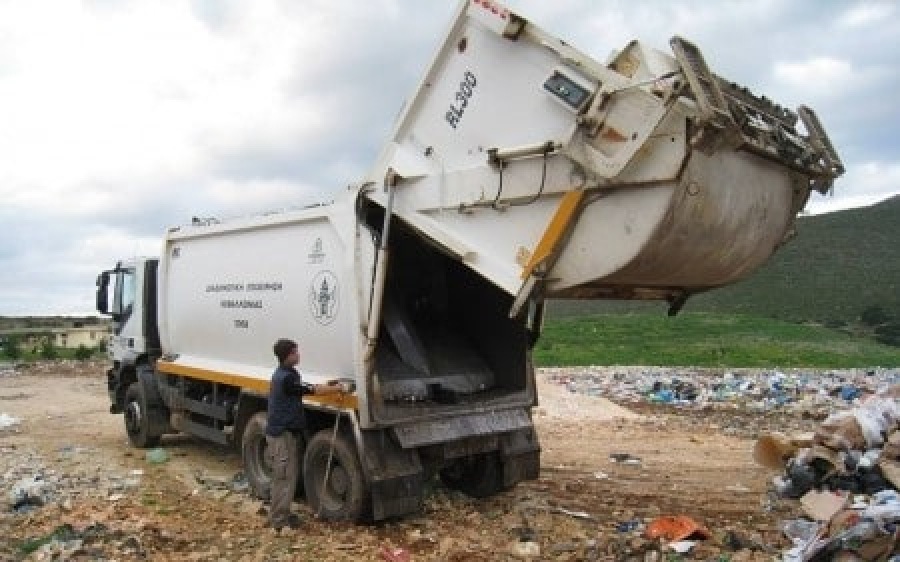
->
155;360;359;410
521;190;586;279
305;393;359;410
156;360;271;394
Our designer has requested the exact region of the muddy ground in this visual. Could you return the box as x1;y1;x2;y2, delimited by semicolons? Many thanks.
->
0;363;811;561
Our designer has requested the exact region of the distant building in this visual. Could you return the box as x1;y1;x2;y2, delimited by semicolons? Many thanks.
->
0;317;112;352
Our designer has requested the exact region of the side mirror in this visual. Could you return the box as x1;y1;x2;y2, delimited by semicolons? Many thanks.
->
96;271;110;315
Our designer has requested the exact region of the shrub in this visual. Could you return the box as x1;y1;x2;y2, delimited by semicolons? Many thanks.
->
874;322;900;347
2;335;21;360
74;344;93;361
861;305;891;327
39;340;58;360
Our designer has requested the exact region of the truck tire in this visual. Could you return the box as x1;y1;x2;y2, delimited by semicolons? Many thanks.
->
303;427;370;522
440;452;506;498
241;412;307;501
123;382;161;448
241;412;273;501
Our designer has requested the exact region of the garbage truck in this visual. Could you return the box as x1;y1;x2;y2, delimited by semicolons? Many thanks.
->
95;0;843;521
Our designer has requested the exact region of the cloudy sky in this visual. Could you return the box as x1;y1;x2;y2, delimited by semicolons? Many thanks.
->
1;0;897;316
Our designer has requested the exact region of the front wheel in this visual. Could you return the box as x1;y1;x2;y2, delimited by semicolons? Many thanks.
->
124;382;161;448
303;426;370;521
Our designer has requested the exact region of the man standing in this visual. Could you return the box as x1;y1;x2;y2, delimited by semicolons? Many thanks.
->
266;338;344;531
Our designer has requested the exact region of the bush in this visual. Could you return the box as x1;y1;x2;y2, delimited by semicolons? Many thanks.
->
861;305;891;327
74;344;93;361
2;335;21;360
875;322;900;347
39;340;58;360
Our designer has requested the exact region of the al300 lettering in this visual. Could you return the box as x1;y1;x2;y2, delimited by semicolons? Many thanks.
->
445;70;477;129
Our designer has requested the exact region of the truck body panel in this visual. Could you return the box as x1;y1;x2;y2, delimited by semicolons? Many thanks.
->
158;207;359;388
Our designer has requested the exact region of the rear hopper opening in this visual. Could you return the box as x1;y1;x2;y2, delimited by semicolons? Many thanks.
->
371;215;531;413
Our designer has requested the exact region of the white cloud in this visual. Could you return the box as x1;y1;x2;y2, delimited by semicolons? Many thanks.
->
773;57;856;99
0;2;335;216
837;2;895;28
806;160;900;214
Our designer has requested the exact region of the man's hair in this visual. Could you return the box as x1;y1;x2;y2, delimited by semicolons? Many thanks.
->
273;338;297;364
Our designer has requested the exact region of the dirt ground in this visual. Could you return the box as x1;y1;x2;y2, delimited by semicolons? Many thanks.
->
0;364;808;561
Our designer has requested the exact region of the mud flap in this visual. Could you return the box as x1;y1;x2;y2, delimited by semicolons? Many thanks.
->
499;427;541;487
359;430;425;521
107;368;123;413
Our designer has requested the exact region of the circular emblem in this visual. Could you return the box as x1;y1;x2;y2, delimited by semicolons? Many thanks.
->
309;271;339;325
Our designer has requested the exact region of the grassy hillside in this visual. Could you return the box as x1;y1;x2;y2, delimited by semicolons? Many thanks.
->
533;312;900;368
549;195;900;326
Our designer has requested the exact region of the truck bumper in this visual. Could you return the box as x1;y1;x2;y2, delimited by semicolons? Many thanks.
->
360;408;540;520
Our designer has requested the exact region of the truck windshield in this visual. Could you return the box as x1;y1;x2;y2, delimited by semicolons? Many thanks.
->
114;268;136;319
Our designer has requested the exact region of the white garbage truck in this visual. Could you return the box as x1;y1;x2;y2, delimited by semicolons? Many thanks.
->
95;0;843;521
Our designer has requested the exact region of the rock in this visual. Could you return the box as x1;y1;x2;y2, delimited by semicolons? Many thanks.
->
509;540;540;559
10;475;48;512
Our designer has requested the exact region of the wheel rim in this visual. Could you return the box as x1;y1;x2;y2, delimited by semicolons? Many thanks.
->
327;464;350;496
316;453;350;513
124;400;142;436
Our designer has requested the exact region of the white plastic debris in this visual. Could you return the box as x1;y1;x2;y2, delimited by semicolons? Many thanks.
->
0;413;21;429
668;540;697;554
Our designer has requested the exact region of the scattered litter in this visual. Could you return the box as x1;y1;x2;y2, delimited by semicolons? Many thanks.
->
609;452;641;465
0;412;20;430
615;519;643;533
780;518;821;542
668;540;697;554
553;506;592;519
800;489;848;521
381;546;411;562
644;515;711;542
145;448;169;464
508;540;540;559
9;476;47;513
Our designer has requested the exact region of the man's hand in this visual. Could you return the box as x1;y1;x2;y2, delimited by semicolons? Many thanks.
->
321;379;355;394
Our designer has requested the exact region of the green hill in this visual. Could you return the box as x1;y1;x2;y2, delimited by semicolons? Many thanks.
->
548;195;900;329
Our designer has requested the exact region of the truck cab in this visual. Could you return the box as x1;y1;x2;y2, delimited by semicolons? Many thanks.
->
96;258;160;414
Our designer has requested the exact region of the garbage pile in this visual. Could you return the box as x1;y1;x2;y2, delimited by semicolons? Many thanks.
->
2;445;143;515
0;362;21;377
545;366;900;415
756;385;900;560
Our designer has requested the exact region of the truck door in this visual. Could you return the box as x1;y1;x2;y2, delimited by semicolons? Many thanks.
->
97;265;141;358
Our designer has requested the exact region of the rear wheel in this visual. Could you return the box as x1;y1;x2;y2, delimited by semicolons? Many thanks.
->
303;426;370;521
440;452;507;498
241;412;306;501
124;383;161;448
242;412;273;500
